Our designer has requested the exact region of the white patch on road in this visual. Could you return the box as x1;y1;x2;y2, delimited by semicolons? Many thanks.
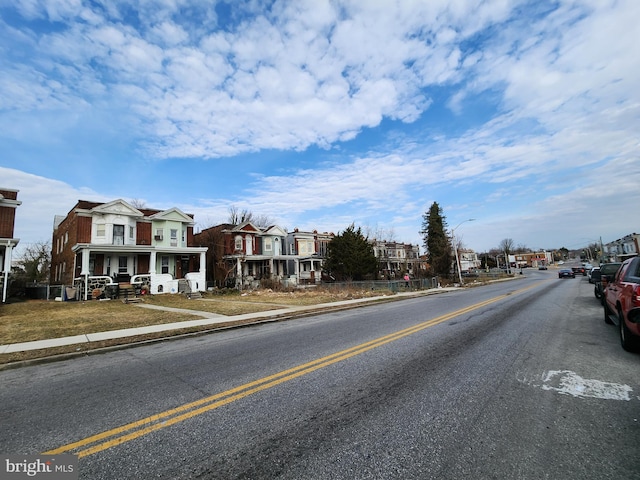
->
519;370;633;401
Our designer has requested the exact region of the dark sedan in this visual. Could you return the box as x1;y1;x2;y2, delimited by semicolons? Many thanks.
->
558;269;575;278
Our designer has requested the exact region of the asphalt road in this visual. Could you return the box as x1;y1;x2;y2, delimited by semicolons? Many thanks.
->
1;270;639;479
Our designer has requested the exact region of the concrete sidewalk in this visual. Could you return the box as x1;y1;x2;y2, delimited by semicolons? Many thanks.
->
0;288;459;355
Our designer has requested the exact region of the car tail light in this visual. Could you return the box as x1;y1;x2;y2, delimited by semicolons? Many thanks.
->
633;285;640;308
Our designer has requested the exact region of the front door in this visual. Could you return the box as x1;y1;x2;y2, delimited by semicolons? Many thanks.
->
180;256;190;279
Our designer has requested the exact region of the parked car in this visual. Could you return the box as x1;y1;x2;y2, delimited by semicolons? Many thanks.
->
558;269;575;278
588;267;599;283
461;270;480;278
592;262;622;302
571;266;585;275
603;256;640;352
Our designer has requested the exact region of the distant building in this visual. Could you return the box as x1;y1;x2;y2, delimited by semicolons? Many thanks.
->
371;240;421;279
603;233;639;262
458;249;481;271
0;188;21;303
510;251;554;268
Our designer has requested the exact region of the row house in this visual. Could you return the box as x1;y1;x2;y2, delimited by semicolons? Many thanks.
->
286;229;334;284
195;222;288;288
372;240;421;279
603;233;639;262
0;188;21;303
51;199;207;299
194;225;334;288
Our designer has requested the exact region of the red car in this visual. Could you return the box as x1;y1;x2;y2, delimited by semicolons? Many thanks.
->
603;256;640;352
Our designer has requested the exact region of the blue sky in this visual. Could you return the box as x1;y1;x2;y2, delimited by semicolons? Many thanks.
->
1;0;638;254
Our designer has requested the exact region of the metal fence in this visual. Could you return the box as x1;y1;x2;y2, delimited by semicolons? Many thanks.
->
320;278;439;292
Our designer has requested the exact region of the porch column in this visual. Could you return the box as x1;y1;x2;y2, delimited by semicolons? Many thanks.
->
269;258;274;278
2;243;13;303
199;252;206;273
149;251;157;274
80;248;91;275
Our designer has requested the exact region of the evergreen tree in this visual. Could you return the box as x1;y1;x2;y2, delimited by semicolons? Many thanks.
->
420;202;451;277
324;223;378;281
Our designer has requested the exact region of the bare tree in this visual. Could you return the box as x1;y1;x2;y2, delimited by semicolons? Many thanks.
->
14;240;51;283
129;198;147;209
499;238;515;273
227;205;275;228
364;224;396;242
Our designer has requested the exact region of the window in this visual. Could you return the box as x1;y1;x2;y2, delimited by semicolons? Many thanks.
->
161;256;169;274
235;236;243;251
170;229;178;247
97;224;105;237
264;238;272;252
182;229;186;243
155;229;164;241
113;225;124;245
129;226;134;239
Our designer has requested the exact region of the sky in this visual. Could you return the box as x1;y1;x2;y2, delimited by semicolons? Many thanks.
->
1;0;639;256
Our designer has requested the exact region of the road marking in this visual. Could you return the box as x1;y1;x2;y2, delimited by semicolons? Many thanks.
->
44;283;543;458
518;370;635;401
541;370;633;401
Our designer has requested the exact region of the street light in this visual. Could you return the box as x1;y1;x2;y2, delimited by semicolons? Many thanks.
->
452;219;476;285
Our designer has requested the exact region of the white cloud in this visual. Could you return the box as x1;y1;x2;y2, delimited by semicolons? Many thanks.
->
1;0;639;253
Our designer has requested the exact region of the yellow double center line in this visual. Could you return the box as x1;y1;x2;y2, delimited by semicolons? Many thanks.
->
45;285;539;458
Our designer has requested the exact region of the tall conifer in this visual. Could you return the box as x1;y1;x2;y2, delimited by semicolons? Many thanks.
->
420;202;451;278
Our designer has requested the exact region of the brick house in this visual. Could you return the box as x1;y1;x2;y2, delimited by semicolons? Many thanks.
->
195;221;289;288
51;199;207;299
371;239;421;279
0;188;21;302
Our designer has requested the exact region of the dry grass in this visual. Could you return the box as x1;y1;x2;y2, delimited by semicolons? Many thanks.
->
0;299;199;345
0;287;395;365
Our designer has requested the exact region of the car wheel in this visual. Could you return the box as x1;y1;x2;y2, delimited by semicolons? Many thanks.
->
604;303;614;325
619;308;640;352
594;286;601;299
